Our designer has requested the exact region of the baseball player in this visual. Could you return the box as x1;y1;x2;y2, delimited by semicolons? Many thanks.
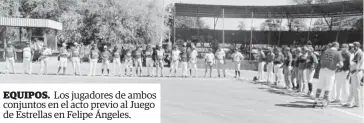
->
57;43;69;75
314;42;343;106
231;48;244;78
305;46;318;96
189;45;198;77
257;47;266;81
332;43;351;104
22;42;33;74
112;45;122;76
283;47;293;90
133;46;143;77
39;45;52;75
169;45;180;77
124;49;133;76
266;48;275;84
88;44;99;76
70;42;82;76
273;48;284;87
3;42;17;74
144;45;154;77
180;44;189;78
215;45;226;78
101;45;112;76
291;47;302;90
204;49;215;78
155;45;165;77
344;42;363;108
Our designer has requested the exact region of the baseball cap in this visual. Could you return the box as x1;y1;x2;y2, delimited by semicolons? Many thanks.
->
341;43;349;49
353;42;361;47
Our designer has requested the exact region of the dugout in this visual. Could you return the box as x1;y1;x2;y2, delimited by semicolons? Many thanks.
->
0;17;63;61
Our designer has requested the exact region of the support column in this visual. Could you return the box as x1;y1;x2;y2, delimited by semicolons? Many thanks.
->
308;9;314;42
222;8;225;44
19;27;22;42
250;11;254;60
336;4;345;42
278;16;283;46
173;5;176;45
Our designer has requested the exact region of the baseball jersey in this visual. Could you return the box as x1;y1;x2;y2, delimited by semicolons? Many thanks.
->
189;50;198;60
23;47;32;58
171;50;181;61
125;51;132;60
284;52;292;66
90;49;99;59
113;49;121;58
59;47;68;58
71;46;80;57
101;51;111;60
180;49;188;62
156;49;164;60
258;51;266;62
41;48;52;56
144;49;153;58
273;53;284;64
133;50;142;59
5;47;15;58
215;50;226;60
298;54;308;69
352;49;364;70
337;50;351;71
205;53;215;63
305;54;318;69
231;52;244;63
266;52;275;63
292;53;301;67
320;48;343;71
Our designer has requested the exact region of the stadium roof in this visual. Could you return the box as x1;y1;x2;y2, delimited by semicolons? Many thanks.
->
0;17;63;30
175;1;363;18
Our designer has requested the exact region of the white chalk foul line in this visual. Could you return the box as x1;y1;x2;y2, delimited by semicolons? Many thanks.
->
332;108;364;119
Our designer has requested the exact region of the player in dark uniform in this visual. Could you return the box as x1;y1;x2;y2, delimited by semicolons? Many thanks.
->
180;44;189;78
314;42;343;107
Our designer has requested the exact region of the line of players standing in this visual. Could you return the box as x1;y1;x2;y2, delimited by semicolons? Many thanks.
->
255;42;363;108
3;41;245;78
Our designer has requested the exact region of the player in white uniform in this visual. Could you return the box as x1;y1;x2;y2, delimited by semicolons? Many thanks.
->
112;45;122;76
88;44;99;76
169;45;180;77
39;45;52;75
3;42;17;74
57;43;69;75
215;46;226;78
344;42;363;108
70;42;82;76
155;45;165;77
231;48;244;78
189;45;198;77
314;42;343;106
22;42;33;74
144;45;154;77
332;44;351;105
266;48;275;84
204;49;215;78
257;48;266;81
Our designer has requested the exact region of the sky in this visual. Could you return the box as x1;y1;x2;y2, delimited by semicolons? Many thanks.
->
163;0;310;30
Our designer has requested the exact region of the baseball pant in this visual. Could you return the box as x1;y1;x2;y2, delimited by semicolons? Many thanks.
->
334;71;349;103
284;66;292;89
305;68;316;93
274;63;284;87
23;57;32;74
267;62;274;83
216;60;226;77
124;59;133;76
258;62;266;81
234;62;241;71
155;60;164;77
72;57;81;75
89;59;98;76
102;60;110;69
205;62;213;77
5;57;16;74
291;67;299;89
181;62;188;77
40;57;49;75
189;59;197;77
113;58;122;76
317;68;336;93
297;69;307;92
146;58;154;76
59;57;68;68
347;71;363;106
